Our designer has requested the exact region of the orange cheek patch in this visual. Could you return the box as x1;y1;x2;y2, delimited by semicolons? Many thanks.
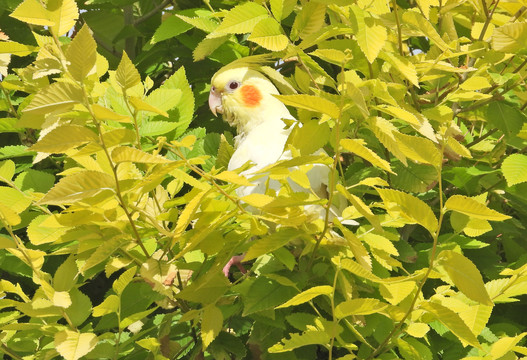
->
240;85;262;107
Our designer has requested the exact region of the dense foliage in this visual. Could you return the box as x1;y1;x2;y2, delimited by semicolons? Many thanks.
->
1;0;527;359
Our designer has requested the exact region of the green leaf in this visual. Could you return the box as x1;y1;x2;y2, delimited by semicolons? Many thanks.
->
64;289;92;327
66;24;97;81
215;2;268;34
340;138;393;173
489;333;527;359
82;237;125;273
502;153;527;186
30;125;98;153
420;301;480;348
244;228;298;261
151;15;193;44
9;0;54;26
350;5;386;63
162;67;195;137
193;34;231;61
111;146;171;164
276;286;333;309
24;82;84;114
270;0;296;20
334;298;388;318
128;96;168;117
47;0;79;36
248;18;288;52
486;101;525;138
444;195;511;221
437;250;493;306
53;256;78;292
201;304;223;349
14;169;55;193
54;330;97;360
39;170;115;205
377;188;438;234
274;94;340;118
242;277;298;316
380;281;416;305
268;331;330;353
116;51;141;90
145;88;182;113
492;22;527;53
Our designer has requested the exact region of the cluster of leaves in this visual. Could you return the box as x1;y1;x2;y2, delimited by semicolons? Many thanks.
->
1;0;527;359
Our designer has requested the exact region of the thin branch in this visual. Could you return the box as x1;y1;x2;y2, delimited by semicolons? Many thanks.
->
133;0;173;26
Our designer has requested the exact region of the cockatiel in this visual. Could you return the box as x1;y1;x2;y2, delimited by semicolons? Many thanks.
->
208;66;351;275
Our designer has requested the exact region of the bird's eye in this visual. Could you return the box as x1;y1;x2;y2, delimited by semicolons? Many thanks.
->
211;85;216;92
228;81;240;90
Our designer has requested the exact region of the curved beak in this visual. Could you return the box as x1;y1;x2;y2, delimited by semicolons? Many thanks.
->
208;88;223;117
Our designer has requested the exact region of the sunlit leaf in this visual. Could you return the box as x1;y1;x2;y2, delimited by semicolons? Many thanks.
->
54;330;97;360
444;195;511;221
112;146;171;164
276;286;333;309
335;298;388;318
66;24;97;81
24;82;84;114
47;0;78;36
350;5;386;63
9;0;54;26
30;125;98;153
116;51;141;90
201;304;223;349
420;302;480;348
492;22;527;53
269;331;330;353
437;250;493;306
274;94;340;118
291;2;326;40
502;153;527;186
215;2;267;34
40;170;115;205
340;138;393;173
248;18;288;51
377;188;438;234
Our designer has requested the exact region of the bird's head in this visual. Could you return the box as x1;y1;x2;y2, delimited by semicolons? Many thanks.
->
209;66;290;134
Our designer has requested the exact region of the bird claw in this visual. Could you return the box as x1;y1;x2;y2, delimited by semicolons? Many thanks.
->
223;254;247;277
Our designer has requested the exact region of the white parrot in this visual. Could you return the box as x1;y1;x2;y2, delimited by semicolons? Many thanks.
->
208;66;352;275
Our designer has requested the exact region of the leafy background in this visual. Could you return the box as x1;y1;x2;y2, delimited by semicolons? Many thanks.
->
1;0;527;359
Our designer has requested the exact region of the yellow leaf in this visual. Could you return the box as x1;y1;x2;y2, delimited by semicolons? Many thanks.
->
375;105;420;126
402;11;450;51
350;5;386;63
459;304;492;337
241;193;274;207
47;0;79;37
406;322;430;338
248;18;288;51
54;331;97;360
377;188;438;234
291;2;326;40
276;286;333;308
116;51;141;90
0;186;31;213
24;82;84;115
92;295;119;317
394;132;441;167
0;41;37;56
490;333;527;359
444;195;511;221
379;51;419;86
367;117;407;165
274;94;340;119
9;0;54;26
447;137;472;159
92;104;130;122
437;250;494;306
337;184;382;231
420;301;480;348
335;298;388;318
40;170;115;205
53;291;72;308
336;257;383;283
460;76;491;91
30;125;98;153
174;190;207;235
502;153;527;186
492;22;527;53
340;139;393;173
215;170;254;186
0;203;21;226
215;2;267;34
66;24;97;81
201;304;223;349
128;96;169;117
111;146;171;164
